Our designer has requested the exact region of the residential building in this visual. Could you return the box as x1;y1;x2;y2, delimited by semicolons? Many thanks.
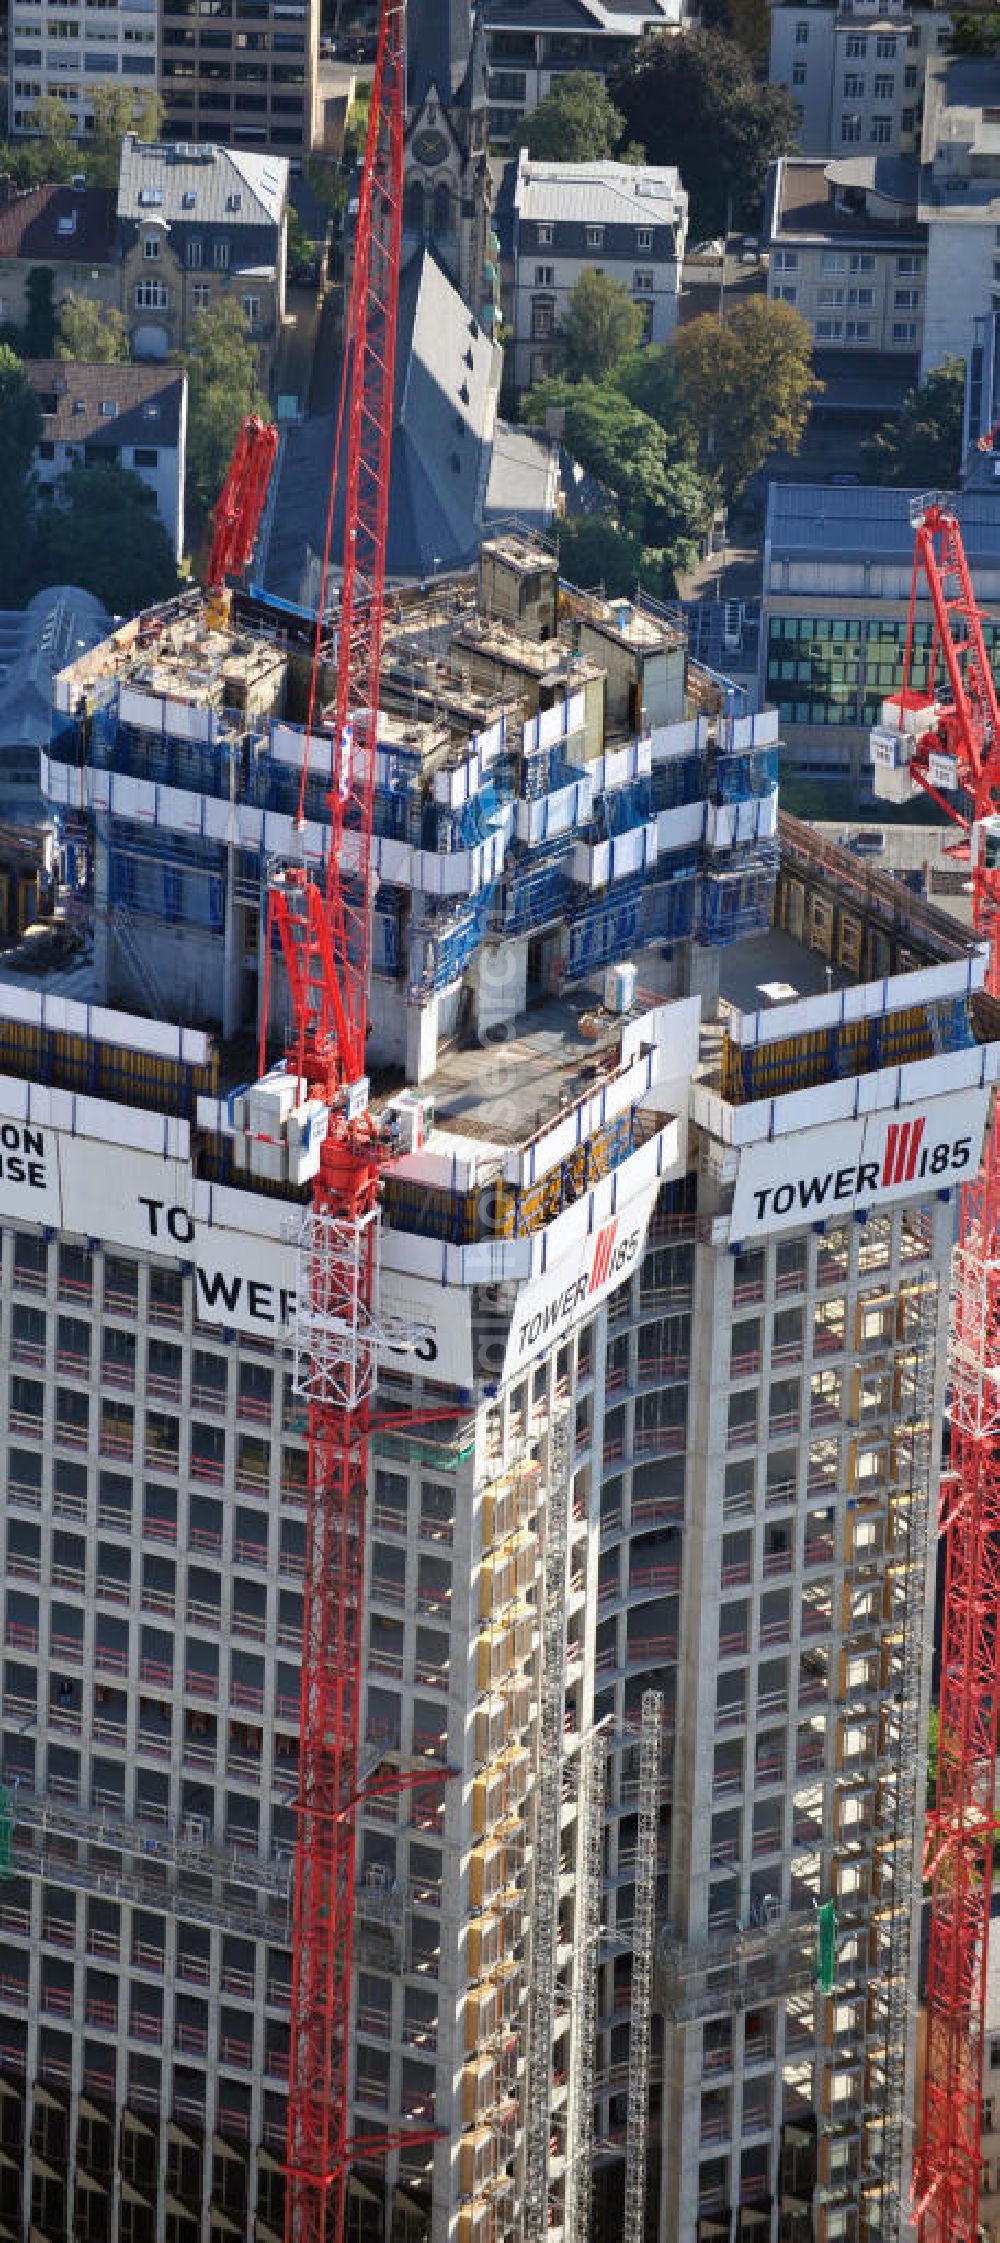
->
0;535;987;2243
919;53;1000;376
23;359;187;560
761;480;1000;786
510;150;686;393
764;152;927;358
483;0;682;145
0;179;119;333
157;0;315;156
8;0;156;139
768;0;950;162
117;136;287;390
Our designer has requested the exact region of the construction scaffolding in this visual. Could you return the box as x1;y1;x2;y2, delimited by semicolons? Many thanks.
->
570;1727;607;2243
624;1689;662;2243
525;1403;571;2242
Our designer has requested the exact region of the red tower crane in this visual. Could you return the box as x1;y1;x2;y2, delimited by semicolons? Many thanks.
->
881;502;1000;2243
258;4;406;2238
206;414;279;592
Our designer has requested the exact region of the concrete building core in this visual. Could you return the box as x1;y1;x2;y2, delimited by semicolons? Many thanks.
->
0;547;995;2243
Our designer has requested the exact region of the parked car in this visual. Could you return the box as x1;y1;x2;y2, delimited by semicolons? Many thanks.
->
739;235;760;263
689;237;726;261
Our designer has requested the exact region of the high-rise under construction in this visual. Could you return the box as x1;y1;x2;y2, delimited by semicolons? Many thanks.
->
0;536;993;2243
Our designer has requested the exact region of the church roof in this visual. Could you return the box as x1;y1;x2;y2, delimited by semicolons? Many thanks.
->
259;245;554;589
408;0;483;108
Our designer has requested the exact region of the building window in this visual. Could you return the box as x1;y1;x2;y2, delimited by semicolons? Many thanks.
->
847;285;873;307
843;72;864;97
537;222;552;246
795;19;808;40
134;279;168;309
875;32;896;58
186;239;203;268
792;60;805;84
633;268;653;292
873;72;894;98
191;282;210;308
241;291;260;323
821;251;848;274
892;320;917;344
814;319;843;340
531;295;555;339
585;225;603;249
844;318;870;340
773;249;798;272
849;252;875;273
773;282;797;303
894;286;920;308
142;235;160;260
845;32;867;57
818;286;845;307
534;263;553;285
904;63;918;88
896;253;920;274
841;113;862;142
870;115;892;142
907;23;920;45
636;227;651;249
212;239;230;270
901;107;914;132
133;446;159;466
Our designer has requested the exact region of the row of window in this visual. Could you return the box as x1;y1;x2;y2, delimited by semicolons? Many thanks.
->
794;21;912;55
135;277;261;317
531;220;653;252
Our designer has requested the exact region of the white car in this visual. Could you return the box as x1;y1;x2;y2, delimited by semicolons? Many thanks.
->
689;237;726;261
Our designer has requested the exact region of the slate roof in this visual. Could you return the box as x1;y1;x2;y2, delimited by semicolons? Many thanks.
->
485;0;678;30
261;245;555;590
22;360;185;452
408;0;477;106
0;182;118;265
117;137;288;229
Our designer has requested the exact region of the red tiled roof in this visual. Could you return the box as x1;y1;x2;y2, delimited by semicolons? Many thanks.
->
0;182;118;264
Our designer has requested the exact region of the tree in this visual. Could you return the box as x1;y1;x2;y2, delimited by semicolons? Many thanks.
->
522;374;714;580
86;87;165;191
556;514;644;597
558;270;644;382
31;463;179;613
611;29;798;235
696;0;770;68
0;346;42;604
860;358;965;488
945;11;1000;52
182;298;269;518
56;293;130;363
21;95;77;184
514;72;637;164
670;297;821;500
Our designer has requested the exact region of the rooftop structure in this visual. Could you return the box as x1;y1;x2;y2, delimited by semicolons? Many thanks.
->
0;549;991;2243
919;52;1000;373
764;153;926;358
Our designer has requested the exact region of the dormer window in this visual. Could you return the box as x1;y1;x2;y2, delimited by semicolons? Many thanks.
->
143;235;161;259
100;400;118;417
138;186;164;208
586;224;604;249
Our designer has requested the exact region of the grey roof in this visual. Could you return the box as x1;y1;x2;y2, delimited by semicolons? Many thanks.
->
23;360;185;452
514;153;686;228
0;585;110;813
117;136;288;229
485;0;679;31
408;0;482;108
261;245;555;590
765;481;1000;567
484;422;560;527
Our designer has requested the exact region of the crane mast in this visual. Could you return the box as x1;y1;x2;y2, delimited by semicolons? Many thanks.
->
262;5;405;2237
878;503;1000;2243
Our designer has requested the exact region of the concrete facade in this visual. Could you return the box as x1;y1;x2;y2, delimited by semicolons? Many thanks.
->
764;153;927;356
157;0;315;155
768;0;950;161
8;0;156;136
0;553;989;2243
918;53;1000;376
483;0;683;145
